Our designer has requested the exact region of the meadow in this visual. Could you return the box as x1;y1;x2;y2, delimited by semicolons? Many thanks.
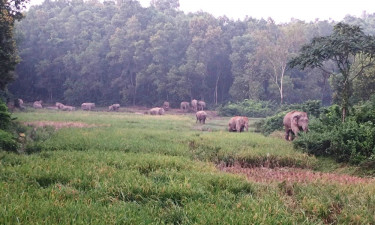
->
1;110;375;224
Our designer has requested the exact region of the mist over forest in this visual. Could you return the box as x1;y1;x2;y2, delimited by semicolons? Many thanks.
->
10;0;375;107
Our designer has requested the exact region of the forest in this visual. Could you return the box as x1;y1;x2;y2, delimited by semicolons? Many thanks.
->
8;0;375;107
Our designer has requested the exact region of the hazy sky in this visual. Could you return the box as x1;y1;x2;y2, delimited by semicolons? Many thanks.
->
27;0;373;23
139;0;373;23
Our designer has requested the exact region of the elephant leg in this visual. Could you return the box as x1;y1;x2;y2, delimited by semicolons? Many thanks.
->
285;129;290;140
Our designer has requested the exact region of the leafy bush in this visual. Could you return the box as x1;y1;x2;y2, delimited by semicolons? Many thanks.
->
0;100;12;130
218;100;276;118
0;129;18;152
256;112;286;135
294;101;375;165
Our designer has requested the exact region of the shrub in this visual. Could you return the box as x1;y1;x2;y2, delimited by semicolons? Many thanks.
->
218;100;276;118
294;112;375;165
258;112;287;135
0;100;12;130
0;129;18;152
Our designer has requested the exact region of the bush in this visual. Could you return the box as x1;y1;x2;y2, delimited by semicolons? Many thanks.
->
0;129;18;152
218;100;276;118
257;112;286;135
294;107;375;165
0;100;12;130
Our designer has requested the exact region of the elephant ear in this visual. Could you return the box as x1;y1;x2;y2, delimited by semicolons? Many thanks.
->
292;114;301;124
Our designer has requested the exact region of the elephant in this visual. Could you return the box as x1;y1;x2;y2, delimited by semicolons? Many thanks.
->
180;101;190;111
191;99;198;111
56;102;64;109
163;101;170;111
283;111;309;141
149;107;165;115
196;111;207;124
81;102;95;111
56;102;75;111
197;101;206;111
15;99;24;109
33;100;43;109
108;104;120;111
228;116;248;132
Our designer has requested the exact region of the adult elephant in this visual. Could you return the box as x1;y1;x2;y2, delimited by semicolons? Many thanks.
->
180;101;189;111
81;102;95;111
283;111;309;141
33;100;43;109
149;107;165;115
196;111;207;124
228;116;247;132
197;101;206;111
163;101;170;111
191;99;198;112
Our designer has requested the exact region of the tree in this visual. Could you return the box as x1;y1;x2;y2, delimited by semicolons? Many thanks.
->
289;23;375;121
253;20;307;104
0;0;28;90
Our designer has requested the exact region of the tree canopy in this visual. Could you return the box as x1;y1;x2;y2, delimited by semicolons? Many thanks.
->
289;22;375;121
7;1;375;107
0;0;28;90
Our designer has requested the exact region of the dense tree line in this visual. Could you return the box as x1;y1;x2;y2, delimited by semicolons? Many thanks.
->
9;0;375;107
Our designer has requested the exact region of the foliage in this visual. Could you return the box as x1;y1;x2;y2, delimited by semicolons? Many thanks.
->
0;129;18;152
0;100;12;130
256;100;322;135
294;100;375;165
0;99;18;152
9;0;354;106
289;23;375;121
0;0;28;90
217;99;276;118
1;110;375;224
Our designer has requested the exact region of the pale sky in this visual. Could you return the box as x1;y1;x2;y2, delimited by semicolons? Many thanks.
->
140;0;373;23
27;0;374;23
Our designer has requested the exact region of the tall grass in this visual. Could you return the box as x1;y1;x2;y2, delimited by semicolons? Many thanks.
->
0;110;374;224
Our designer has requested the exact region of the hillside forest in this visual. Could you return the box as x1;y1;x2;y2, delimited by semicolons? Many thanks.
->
8;0;375;107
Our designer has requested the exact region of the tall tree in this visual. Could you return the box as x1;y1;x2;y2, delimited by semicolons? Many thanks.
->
253;20;307;104
289;23;375;121
0;0;27;90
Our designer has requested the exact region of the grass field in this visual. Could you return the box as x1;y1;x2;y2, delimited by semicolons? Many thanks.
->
1;110;375;224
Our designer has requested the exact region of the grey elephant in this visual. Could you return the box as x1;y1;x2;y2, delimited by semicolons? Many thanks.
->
56;102;75;111
163;101;170;111
33;100;43;109
197;100;206;111
196;111;207;124
191;99;198;111
81;102;95;111
228;116;247;132
180;101;189;111
283;111;309;141
150;107;165;115
108;104;120;111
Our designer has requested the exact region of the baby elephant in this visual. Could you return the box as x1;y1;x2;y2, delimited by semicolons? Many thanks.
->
196;111;207;124
149;107;165;115
228;116;248;132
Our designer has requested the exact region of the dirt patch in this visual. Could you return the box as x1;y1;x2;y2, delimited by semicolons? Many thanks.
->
24;121;109;130
218;163;374;185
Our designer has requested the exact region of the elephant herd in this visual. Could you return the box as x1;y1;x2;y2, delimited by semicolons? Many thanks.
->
29;100;120;112
10;98;309;141
227;110;309;141
180;99;206;112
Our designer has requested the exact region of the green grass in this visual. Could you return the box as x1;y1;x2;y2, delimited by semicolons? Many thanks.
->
1;110;374;224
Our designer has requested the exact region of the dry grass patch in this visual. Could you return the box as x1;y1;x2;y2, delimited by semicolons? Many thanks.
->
219;163;375;185
24;121;109;130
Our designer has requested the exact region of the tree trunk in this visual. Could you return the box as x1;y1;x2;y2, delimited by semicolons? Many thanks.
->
214;74;220;105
